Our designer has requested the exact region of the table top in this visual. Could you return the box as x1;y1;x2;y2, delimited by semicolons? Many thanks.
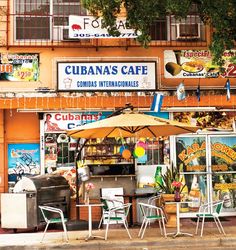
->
76;203;103;207
115;192;155;198
165;201;194;205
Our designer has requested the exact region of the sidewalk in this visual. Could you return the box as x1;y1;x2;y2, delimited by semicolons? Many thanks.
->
0;218;236;249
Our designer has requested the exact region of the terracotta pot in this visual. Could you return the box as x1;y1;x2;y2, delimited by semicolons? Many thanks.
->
162;194;177;228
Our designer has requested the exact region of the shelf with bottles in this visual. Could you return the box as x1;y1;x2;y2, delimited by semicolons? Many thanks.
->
83;137;135;163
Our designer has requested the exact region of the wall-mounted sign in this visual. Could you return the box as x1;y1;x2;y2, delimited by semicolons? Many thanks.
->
44;111;168;132
164;50;236;79
57;61;157;91
0;53;39;81
8;143;40;183
69;15;137;39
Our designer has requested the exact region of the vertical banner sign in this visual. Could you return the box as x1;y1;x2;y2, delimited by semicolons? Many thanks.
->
0;53;39;81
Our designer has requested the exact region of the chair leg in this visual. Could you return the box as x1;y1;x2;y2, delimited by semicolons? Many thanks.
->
61;221;69;242
98;216;103;229
105;218;110;240
213;217;222;233
216;217;226;235
41;221;50;243
138;220;145;237
141;220;149;239
123;220;132;239
161;218;167;238
158;220;163;235
200;216;205;237
195;217;200;234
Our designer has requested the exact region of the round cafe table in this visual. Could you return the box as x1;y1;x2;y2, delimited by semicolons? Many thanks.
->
166;201;193;238
76;203;105;241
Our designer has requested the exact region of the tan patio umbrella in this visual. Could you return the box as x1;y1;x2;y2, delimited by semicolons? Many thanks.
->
67;112;199;139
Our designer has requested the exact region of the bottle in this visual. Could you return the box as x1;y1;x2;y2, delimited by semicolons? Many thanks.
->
155;166;163;191
179;163;189;212
219;175;233;209
188;174;201;211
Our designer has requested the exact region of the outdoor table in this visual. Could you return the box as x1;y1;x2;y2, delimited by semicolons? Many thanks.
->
115;192;155;226
166;201;193;238
76;203;105;241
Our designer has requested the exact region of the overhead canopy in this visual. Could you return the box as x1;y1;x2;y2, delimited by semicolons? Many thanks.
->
67;112;199;139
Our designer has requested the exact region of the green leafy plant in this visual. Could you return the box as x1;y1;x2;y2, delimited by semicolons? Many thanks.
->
156;164;185;194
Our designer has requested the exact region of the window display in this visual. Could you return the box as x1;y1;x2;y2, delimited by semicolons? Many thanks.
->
175;134;236;217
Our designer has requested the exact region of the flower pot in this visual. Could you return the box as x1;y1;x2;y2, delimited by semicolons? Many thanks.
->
162;194;177;228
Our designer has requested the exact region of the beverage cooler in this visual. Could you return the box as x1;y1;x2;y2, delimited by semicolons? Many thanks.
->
174;134;236;218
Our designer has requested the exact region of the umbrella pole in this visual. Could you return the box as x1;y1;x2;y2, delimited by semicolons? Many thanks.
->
75;138;89;219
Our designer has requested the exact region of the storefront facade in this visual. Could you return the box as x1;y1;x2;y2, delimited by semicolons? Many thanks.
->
0;0;236;223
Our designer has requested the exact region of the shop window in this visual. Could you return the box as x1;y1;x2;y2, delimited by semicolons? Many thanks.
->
44;133;75;173
14;0;86;41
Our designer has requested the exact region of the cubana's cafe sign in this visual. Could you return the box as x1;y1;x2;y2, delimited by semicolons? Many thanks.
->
69;15;137;39
57;61;157;91
0;53;39;81
164;50;236;79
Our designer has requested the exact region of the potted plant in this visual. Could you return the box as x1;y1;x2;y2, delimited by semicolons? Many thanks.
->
156;164;186;198
155;164;186;228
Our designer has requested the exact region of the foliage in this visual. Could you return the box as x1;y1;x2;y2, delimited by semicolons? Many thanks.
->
156;164;185;194
82;0;236;66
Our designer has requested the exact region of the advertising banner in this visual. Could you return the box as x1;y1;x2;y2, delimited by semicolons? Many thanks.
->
69;15;137;39
8;143;40;183
0;53;39;81
57;61;157;91
164;50;236;79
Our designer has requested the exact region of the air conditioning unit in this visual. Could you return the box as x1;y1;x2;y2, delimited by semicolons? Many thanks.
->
62;28;79;41
176;23;200;40
61;28;91;43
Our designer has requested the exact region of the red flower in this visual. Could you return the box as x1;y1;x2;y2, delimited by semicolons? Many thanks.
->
85;182;95;192
172;181;183;188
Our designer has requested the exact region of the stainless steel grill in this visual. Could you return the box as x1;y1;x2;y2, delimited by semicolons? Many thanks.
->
1;174;70;230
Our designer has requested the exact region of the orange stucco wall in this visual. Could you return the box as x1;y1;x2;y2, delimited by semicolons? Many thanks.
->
3;110;39;192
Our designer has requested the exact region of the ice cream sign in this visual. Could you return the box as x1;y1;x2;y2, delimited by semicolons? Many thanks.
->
57;61;157;91
69;15;137;39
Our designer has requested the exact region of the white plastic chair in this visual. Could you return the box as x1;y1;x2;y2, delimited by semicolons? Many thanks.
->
195;200;226;237
103;202;132;240
39;205;69;243
138;202;167;239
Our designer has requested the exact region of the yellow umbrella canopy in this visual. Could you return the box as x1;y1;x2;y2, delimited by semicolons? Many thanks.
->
67;112;199;139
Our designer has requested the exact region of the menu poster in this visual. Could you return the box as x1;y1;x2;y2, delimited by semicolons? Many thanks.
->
164;50;236;79
0;53;39;81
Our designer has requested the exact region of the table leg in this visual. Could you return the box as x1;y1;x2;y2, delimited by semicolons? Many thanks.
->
84;205;104;241
129;197;133;227
167;203;193;238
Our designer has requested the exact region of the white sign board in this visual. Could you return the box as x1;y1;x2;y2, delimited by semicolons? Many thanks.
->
57;61;157;91
69;15;137;39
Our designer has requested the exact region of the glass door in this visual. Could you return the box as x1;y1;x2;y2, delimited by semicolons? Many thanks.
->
174;134;236;217
209;135;236;215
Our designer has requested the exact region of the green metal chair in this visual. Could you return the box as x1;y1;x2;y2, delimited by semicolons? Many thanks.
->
138;202;167;239
39;205;69;243
103;202;132;240
98;197;124;229
195;200;226;237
